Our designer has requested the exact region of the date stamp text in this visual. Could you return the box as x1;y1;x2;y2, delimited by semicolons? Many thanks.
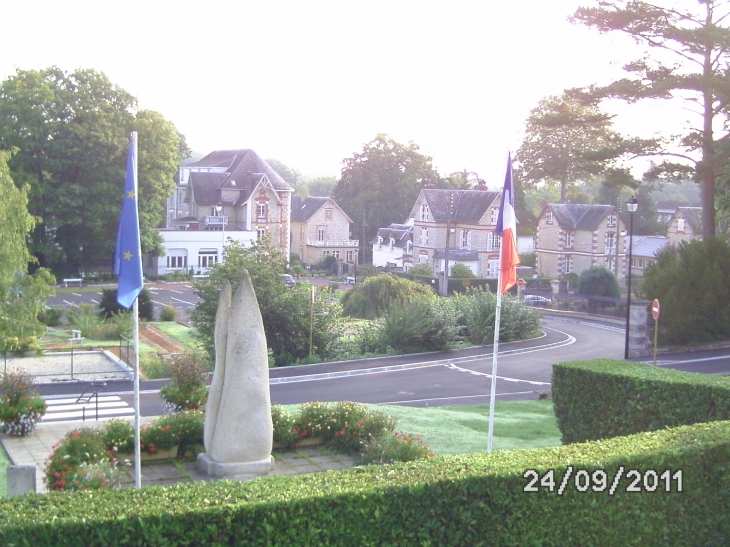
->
523;466;683;495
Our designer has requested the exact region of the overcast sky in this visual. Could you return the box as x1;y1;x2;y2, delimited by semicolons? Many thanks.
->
2;1;675;183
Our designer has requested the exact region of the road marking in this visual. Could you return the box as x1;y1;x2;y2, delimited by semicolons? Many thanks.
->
641;354;730;366
63;300;76;306
91;299;99;304
444;363;551;385
170;296;197;305
380;391;540;405
42;395;134;422
72;293;82;297
169;290;184;294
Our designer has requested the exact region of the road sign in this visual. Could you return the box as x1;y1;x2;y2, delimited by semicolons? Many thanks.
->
516;278;526;287
652;299;660;320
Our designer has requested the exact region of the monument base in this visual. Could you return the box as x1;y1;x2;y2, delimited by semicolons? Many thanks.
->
197;453;275;479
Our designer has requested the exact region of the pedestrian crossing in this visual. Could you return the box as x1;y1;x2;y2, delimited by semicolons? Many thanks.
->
43;395;134;422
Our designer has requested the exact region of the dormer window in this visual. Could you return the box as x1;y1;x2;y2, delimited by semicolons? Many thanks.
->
377;236;383;250
420;204;429;221
546;210;553;224
389;238;395;251
607;213;616;227
678;218;685;232
491;209;499;225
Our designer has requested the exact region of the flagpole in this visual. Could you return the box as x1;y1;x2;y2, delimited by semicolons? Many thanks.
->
133;298;141;488
487;243;504;452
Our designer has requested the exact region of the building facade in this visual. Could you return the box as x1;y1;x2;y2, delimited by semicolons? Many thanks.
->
371;219;414;271
290;196;358;266
536;203;627;280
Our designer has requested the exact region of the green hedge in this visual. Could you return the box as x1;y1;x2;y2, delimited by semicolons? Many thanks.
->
2;420;730;546
553;359;730;444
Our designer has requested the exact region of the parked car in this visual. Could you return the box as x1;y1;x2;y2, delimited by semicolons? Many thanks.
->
281;274;296;288
524;295;550;307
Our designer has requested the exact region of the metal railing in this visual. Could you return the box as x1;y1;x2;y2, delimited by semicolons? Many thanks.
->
75;381;107;421
306;239;359;247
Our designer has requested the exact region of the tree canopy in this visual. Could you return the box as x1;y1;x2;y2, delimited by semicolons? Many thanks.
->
0;67;188;273
333;134;440;262
571;0;730;239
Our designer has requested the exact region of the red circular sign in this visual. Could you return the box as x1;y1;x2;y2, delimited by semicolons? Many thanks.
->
516;278;526;287
652;299;660;320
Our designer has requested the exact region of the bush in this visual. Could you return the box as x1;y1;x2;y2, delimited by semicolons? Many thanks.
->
449;262;475;279
159;305;177;322
577;266;620;298
98;287;154;321
44;428;113;491
340;274;436;319
380;297;460;353
159;352;209;413
640;238;730;345
552;359;730;444
0;369;46;436
37;307;63;326
360;431;434;464
140;353;175;380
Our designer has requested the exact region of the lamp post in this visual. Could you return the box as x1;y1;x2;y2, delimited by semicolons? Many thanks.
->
78;245;83;278
353;248;359;284
624;195;638;359
215;204;225;263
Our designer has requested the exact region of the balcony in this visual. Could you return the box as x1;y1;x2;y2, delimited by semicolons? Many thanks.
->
604;245;617;255
205;215;228;227
307;239;359;247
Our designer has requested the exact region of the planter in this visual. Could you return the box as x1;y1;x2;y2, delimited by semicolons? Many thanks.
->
273;436;325;449
117;444;204;462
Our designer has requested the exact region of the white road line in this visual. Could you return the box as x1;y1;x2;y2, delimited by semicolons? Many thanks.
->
63;300;76;306
91;299;99;304
380;391;540;405
643;354;730;366
44;408;135;421
169;290;184;294
72;293;82;297
46;395;123;405
170;297;197;305
444;363;551;385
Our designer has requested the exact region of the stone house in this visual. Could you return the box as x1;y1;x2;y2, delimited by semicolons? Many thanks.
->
290;196;358;267
666;206;702;245
371;219;414;271
409;189;502;278
536;203;627;281
147;149;293;277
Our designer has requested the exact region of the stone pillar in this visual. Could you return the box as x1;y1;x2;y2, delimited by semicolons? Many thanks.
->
7;466;36;497
628;299;649;358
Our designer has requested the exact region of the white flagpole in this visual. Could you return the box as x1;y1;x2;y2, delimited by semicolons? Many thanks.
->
487;238;505;452
133;298;141;488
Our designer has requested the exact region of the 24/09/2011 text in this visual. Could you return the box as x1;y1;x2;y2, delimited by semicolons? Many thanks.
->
523;466;682;495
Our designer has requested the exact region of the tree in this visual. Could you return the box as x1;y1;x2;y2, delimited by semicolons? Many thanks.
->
640;238;730;345
571;0;730;239
577;266;621;298
305;176;337;197
0;68;187;272
515;93;642;203
98;288;155;321
340;274;436;319
189;237;343;366
134;110;191;256
0;151;55;349
333;135;440;262
266;159;301;188
450;263;476;279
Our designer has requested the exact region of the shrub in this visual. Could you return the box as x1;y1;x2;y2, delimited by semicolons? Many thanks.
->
140;353;175;380
340;274;435;319
381;296;460;353
640;238;730;345
98;287;154;321
159;305;177;322
271;405;299;449
577;266;620;298
140;410;204;455
360;431;434;464
159;352;209;413
44;428;112;491
104;418;135;453
450;262;475;279
0;369;46;436
37;307;63;326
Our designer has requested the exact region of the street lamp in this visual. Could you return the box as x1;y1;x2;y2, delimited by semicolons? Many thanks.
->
353;248;359;284
215;204;225;263
79;245;83;278
624;195;638;359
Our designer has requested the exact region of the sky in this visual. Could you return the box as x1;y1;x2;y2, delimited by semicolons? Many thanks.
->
1;1;680;184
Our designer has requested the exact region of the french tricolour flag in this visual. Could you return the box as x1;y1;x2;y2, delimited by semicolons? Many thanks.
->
495;154;520;294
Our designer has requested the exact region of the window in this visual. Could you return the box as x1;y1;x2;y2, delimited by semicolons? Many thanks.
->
564;231;574;249
546;210;553;224
491;209;499;225
257;228;266;240
564;255;573;274
389;238;395;251
460;230;471;250
420;204;430;221
678;218;685;232
332;251;340;259
406;241;413;254
166;253;187;269
487;232;501;252
377;236;383;250
346;250;354;263
487;259;499;278
317;226;326;241
607;213;616;227
420;228;428;246
419;252;428;264
605;233;616;255
257;203;267;221
198;250;218;268
323;250;330;257
211;206;220;216
325;208;333;220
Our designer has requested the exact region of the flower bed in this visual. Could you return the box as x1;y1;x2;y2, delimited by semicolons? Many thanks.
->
0;369;47;436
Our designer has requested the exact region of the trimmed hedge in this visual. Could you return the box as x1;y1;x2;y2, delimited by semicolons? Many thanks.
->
2;420;729;546
553;359;730;444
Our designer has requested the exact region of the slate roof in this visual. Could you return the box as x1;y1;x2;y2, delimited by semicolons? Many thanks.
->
673;207;702;232
421;189;500;224
631;236;668;258
547;204;615;231
184;149;293;208
373;223;413;248
291;197;330;222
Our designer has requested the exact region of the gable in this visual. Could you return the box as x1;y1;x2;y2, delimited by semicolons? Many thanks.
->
420;189;500;224
546;204;615;231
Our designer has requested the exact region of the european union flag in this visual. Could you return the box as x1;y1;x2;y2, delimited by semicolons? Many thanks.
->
115;131;143;309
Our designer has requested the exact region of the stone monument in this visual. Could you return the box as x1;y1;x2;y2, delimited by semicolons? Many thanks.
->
198;270;274;477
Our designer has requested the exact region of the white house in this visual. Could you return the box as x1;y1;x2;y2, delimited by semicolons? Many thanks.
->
371;219;414;271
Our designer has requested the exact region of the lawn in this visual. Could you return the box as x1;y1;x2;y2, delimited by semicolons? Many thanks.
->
154;322;201;351
0;445;9;497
